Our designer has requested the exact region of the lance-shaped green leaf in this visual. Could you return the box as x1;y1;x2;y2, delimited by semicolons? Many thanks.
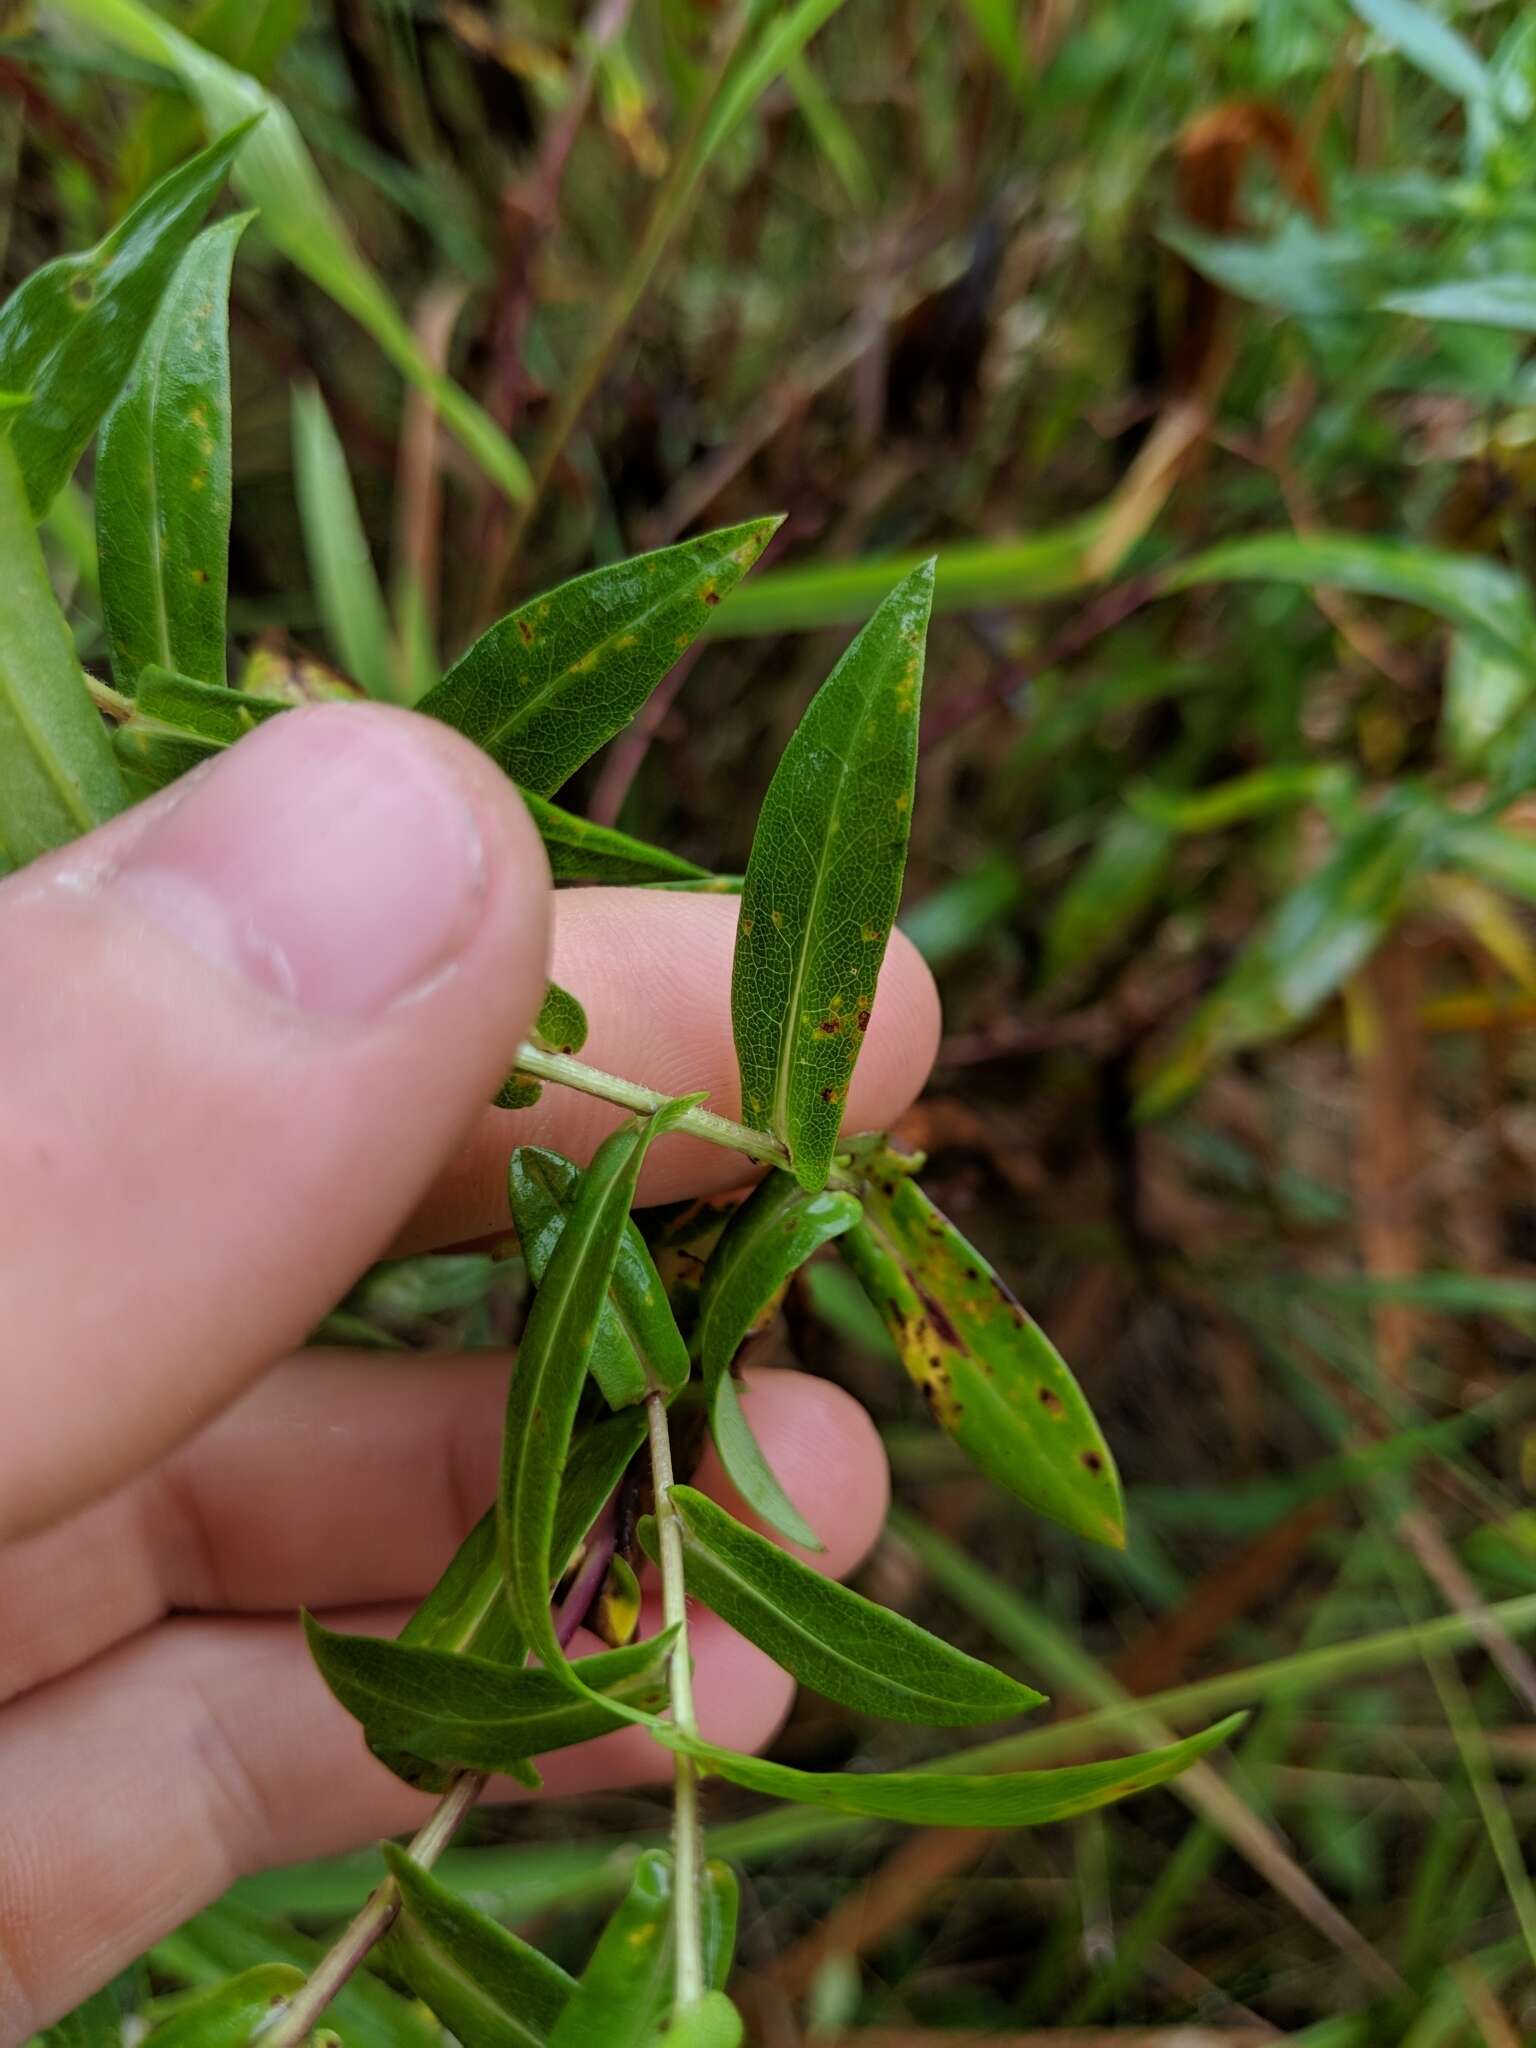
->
292;382;400;702
496;986;590;1109
141;1965;304;2045
95;213;250;694
335;1410;647;1790
304;1618;672;1775
0;120;256;518
420;520;780;797
837;1155;1124;1548
701;1860;739;1994
547;1851;674;2048
522;789;711;885
654;1994;744;2048
380;1843;576;2048
732;561;933;1191
644;1487;1044;1725
694;1171;861;1547
509;1146;689;1409
660;1713;1245;1826
1442;629;1534;773
500;1099;701;1674
1136;789;1447;1117
1162;532;1536;669
0;425;124;867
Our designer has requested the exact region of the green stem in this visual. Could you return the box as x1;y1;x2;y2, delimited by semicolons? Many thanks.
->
646;1391;706;2013
259;1770;485;2045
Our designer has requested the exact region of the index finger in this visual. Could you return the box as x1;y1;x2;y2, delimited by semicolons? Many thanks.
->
397;887;941;1251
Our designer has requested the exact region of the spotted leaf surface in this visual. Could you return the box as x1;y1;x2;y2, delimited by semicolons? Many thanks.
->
96;213;250;693
731;562;933;1190
419;519;780;797
838;1152;1125;1548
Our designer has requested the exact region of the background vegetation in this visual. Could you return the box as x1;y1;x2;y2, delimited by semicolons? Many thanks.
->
14;0;1536;2038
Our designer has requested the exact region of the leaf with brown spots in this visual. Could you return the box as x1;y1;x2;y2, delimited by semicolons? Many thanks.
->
837;1152;1126;1547
420;519;781;797
731;562;933;1191
95;212;253;693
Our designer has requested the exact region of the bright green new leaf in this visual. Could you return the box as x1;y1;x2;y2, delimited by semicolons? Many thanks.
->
732;561;933;1190
381;1843;576;2048
304;1617;672;1775
0;120;255;517
661;1713;1245;1825
521;789;711;886
547;1851;674;2048
95;213;250;693
291;383;400;701
1137;789;1446;1117
0;428;125;867
500;1099;702;1675
701;1860;739;1993
50;0;529;501
420;520;780;797
1164;532;1536;669
838;1152;1124;1547
141;1965;304;2045
695;1171;862;1546
647;1486;1045;1725
653;1993;744;2048
509;1147;689;1409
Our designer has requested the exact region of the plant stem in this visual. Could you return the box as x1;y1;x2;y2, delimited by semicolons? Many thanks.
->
260;1769;486;2045
85;672;133;722
646;1390;707;2013
512;1044;787;1171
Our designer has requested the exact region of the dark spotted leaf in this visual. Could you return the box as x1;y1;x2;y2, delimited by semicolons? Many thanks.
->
95;213;250;693
500;1099;701;1676
508;1146;690;1408
547;1851;674;2048
660;1713;1245;1825
645;1486;1044;1725
732;562;933;1190
0;120;257;517
420;520;781;797
304;1617;672;1775
380;1843;576;2048
838;1151;1124;1547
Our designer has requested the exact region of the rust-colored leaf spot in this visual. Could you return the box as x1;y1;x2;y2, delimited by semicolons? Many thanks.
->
1038;1386;1063;1413
856;1008;872;1032
916;1284;961;1347
1080;1449;1105;1474
517;617;534;645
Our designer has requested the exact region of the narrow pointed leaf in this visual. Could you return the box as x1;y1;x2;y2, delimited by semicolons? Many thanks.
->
838;1154;1124;1547
646;1486;1044;1724
141;1965;304;2046
663;1713;1246;1825
732;561;933;1190
695;1171;861;1546
521;789;711;885
509;1146;689;1410
500;1099;701;1674
0;120;256;517
304;1617;672;1775
547;1852;674;2048
0;429;125;865
654;1994;743;2048
420;520;780;797
95;213;250;694
292;382;400;701
380;1843;576;2048
1136;790;1446;1117
702;1861;739;1994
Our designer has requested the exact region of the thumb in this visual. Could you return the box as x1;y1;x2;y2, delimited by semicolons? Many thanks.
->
0;704;549;1542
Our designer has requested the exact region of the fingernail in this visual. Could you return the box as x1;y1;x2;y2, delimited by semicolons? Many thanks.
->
112;708;485;1017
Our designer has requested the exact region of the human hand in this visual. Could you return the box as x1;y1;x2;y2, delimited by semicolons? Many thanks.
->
0;704;939;2036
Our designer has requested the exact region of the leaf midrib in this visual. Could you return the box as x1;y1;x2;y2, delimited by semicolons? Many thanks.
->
768;736;855;1146
403;1921;549;2048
